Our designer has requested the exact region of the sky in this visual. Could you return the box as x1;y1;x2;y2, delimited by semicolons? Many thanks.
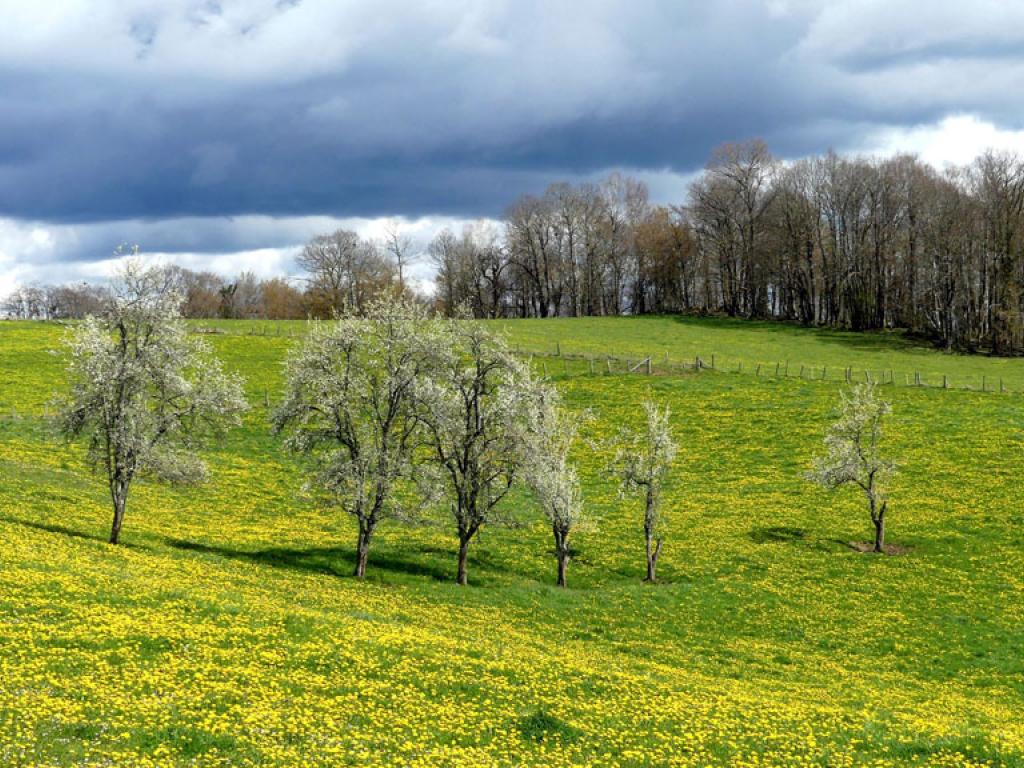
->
3;0;1024;295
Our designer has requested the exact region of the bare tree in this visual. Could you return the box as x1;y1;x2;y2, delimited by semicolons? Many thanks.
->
615;401;677;582
273;298;442;577
259;277;306;319
297;230;395;316
806;381;895;553
383;219;418;294
419;322;539;585
166;266;224;319
59;260;248;544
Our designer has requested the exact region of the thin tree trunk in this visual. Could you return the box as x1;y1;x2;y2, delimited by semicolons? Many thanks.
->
354;522;373;578
553;525;570;587
456;535;471;586
109;481;127;545
556;550;568;587
873;509;885;553
644;532;662;582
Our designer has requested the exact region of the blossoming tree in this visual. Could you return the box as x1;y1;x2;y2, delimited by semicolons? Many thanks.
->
60;260;248;545
615;400;677;582
420;322;539;586
523;387;589;587
807;381;896;553
273;298;443;578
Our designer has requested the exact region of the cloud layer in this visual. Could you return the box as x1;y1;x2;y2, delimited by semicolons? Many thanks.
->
2;0;1024;288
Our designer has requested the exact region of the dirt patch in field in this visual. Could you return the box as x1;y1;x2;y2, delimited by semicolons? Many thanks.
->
843;541;913;555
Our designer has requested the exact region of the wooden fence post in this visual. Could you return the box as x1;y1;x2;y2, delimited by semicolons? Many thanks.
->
556;341;561;357
711;354;716;369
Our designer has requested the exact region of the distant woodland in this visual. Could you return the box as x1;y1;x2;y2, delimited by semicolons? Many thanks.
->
6;142;1024;354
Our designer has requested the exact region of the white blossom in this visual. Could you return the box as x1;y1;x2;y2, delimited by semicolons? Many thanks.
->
60;259;248;544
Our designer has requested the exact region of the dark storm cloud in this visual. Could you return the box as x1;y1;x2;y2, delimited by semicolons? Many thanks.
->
0;1;804;223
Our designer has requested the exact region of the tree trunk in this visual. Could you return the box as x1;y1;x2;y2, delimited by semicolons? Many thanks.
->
556;551;568;587
553;526;569;587
456;535;471;586
354;523;373;578
109;483;127;545
644;533;662;582
873;509;886;553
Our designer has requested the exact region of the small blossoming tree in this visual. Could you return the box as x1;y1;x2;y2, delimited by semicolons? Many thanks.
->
807;381;895;553
615;401;677;582
523;387;590;587
60;259;248;544
273;298;442;578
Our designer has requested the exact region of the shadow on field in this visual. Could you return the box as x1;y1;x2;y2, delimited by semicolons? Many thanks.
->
0;515;150;550
165;538;466;583
665;314;930;355
749;526;806;544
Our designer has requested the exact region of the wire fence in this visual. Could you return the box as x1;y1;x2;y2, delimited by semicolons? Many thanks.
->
513;346;1020;395
3;325;1012;422
185;324;1022;394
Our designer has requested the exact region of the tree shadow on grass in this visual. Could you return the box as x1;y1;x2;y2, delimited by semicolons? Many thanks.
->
665;314;934;355
749;526;807;544
164;538;514;585
0;515;151;550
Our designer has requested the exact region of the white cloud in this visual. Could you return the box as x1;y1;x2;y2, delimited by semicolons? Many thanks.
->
859;114;1024;169
0;213;495;294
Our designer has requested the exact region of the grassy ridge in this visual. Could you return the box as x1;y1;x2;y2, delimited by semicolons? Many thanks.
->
495;315;1024;391
0;318;1022;766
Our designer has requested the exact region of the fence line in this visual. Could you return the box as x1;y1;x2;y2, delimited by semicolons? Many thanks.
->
512;346;1018;395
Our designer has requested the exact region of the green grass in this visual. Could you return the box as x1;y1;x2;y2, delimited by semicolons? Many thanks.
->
1;317;1023;766
494;314;1024;391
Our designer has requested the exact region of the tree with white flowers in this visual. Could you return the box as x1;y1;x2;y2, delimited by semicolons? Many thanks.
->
60;258;248;545
807;381;895;553
273;298;442;578
419;322;539;586
615;401;677;582
524;388;589;587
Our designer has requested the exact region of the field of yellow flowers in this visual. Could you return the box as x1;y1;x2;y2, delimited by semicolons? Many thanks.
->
1;318;1023;767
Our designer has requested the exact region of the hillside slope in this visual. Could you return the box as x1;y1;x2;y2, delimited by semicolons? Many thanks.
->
1;319;1022;767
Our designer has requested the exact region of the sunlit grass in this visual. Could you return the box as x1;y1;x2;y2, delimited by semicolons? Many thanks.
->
1;318;1023;766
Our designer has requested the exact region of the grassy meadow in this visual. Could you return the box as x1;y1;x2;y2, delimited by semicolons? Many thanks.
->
1;317;1023;767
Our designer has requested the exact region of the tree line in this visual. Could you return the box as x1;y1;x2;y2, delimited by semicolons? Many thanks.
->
432;143;1024;354
8;143;1024;353
57;263;898;587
